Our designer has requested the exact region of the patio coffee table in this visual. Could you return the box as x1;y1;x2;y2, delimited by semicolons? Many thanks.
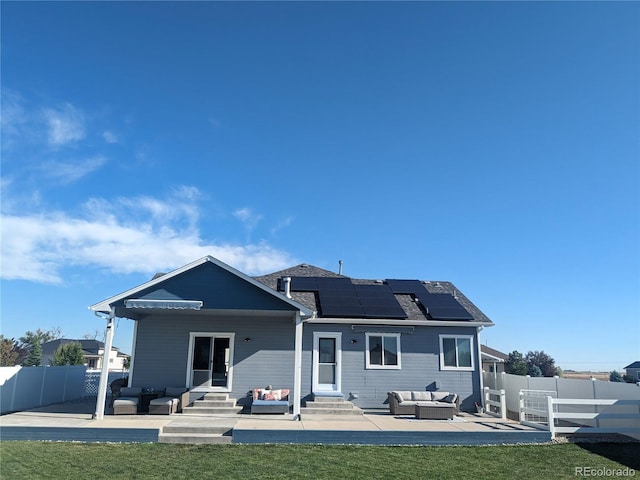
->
414;402;455;420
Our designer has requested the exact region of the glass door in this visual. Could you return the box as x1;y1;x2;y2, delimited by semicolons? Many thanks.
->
313;332;341;392
189;334;233;390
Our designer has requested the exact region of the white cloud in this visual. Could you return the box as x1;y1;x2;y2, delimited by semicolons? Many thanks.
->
271;216;294;235
103;130;118;144
43;103;85;147
0;189;295;284
42;156;107;184
233;207;263;230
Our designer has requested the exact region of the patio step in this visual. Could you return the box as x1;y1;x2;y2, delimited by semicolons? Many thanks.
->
191;400;238;408
159;433;232;444
181;393;243;415
159;420;236;444
182;406;243;415
301;406;363;415
302;397;363;415
304;400;353;409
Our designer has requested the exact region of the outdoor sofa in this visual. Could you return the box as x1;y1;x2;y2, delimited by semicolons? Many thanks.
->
387;391;459;418
113;387;143;415
149;387;190;415
251;388;290;414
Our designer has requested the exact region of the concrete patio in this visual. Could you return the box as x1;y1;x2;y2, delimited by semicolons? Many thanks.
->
0;399;552;445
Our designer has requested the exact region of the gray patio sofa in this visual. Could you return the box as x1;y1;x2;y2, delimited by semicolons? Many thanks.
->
387;391;459;416
149;387;190;415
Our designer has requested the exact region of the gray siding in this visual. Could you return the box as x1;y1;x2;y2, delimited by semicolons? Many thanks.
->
131;313;297;406
114;261;297;313
132;314;482;412
302;324;482;411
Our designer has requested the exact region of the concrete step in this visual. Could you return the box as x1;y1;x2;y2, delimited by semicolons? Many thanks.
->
158;433;232;444
304;401;354;409
182;406;243;415
192;400;237;408
162;424;232;435
300;406;363;415
202;393;230;400
312;395;345;403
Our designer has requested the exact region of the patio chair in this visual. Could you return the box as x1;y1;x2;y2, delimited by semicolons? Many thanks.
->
113;387;142;415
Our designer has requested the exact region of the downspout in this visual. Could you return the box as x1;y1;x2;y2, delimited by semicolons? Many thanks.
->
293;311;303;420
476;326;485;409
93;306;116;420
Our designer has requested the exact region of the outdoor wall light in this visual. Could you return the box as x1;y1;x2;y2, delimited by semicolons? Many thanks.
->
350;339;358;344
244;337;252;342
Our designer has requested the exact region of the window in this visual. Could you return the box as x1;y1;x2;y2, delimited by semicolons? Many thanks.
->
439;335;474;371
366;333;401;369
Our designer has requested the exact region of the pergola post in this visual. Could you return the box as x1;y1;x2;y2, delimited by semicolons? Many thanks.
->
93;307;115;420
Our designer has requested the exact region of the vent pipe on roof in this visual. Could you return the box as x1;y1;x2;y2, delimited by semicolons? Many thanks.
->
283;277;292;298
338;260;343;275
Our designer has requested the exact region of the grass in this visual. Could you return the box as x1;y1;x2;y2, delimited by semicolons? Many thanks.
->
1;441;639;479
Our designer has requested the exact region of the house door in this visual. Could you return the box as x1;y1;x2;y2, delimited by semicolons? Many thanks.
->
312;332;342;393
189;334;233;390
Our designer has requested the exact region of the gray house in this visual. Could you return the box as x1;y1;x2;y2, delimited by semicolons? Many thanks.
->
90;256;494;414
41;339;128;370
625;362;640;382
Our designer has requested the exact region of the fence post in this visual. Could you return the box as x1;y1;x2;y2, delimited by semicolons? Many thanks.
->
62;365;68;402
10;367;20;412
519;390;525;423
592;377;599;428
484;386;489;412
500;389;506;419
547;395;555;439
39;366;47;406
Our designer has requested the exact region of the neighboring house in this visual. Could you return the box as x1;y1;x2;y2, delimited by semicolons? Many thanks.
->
481;345;508;374
90;256;494;412
41;339;129;370
624;361;640;382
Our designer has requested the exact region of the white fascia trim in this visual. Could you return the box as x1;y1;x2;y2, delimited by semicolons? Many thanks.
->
89;255;313;317
481;352;506;362
305;317;493;328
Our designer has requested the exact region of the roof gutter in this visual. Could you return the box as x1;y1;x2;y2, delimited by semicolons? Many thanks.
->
304;317;493;327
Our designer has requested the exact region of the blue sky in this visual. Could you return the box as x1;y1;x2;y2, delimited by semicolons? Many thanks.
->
1;2;638;372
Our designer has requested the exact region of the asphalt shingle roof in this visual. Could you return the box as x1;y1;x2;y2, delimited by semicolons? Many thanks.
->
255;264;493;324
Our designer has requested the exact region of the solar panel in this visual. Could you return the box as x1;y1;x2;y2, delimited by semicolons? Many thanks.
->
285;276;409;319
386;279;473;321
320;304;365;318
289;277;319;291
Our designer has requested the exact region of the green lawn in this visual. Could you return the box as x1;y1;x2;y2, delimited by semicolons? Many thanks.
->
1;442;638;479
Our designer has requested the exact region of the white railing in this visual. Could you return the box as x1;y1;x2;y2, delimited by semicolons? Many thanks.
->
519;389;556;429
546;397;640;440
483;387;506;419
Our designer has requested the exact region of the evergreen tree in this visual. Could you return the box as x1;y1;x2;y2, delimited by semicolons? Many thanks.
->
505;351;528;375
609;371;624;382
525;350;558;377
23;341;42;366
528;364;543;377
51;342;85;366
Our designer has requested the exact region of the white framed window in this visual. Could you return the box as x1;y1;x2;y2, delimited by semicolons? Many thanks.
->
439;335;474;371
365;333;401;369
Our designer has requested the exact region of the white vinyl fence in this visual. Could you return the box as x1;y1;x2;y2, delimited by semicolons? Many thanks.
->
484;372;640;439
0;365;86;414
0;366;129;414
